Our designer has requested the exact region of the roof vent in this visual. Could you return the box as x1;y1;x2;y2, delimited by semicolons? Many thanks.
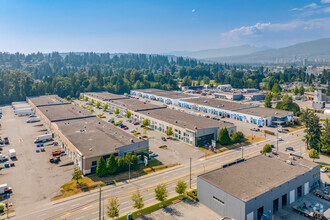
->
195;127;198;129
286;160;292;165
130;138;134;143
99;122;101;124
175;120;178;123
89;147;93;151
79;111;81;113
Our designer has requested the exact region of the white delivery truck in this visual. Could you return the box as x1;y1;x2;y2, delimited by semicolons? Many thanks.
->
34;133;54;143
0;154;8;161
15;109;34;116
0;184;12;194
8;149;16;158
26;117;40;123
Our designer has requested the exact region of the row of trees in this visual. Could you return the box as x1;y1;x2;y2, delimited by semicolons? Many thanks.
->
107;181;187;219
300;109;330;154
218;128;245;145
96;154;139;177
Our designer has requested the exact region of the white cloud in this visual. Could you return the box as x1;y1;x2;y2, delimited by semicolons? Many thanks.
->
321;0;330;3
220;18;330;47
324;7;330;12
292;3;319;11
192;9;196;13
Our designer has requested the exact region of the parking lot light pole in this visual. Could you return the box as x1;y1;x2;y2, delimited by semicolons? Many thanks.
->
189;157;192;189
277;132;279;152
99;185;101;220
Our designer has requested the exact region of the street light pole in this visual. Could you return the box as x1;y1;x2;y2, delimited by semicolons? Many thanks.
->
99;185;101;220
189;157;192;189
277;132;279;152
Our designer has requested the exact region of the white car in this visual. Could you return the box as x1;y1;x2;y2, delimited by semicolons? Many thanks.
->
278;137;283;141
321;167;327;173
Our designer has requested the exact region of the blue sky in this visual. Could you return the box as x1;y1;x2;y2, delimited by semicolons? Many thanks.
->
0;0;330;53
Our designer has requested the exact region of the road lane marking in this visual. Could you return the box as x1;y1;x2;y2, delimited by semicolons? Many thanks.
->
287;139;303;144
51;150;261;220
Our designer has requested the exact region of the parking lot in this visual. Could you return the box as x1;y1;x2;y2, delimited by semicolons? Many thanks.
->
0;105;73;215
136;199;220;220
77;100;205;166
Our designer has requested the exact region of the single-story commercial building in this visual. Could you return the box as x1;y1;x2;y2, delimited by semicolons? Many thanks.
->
197;153;320;220
27;95;149;174
84;92;236;147
83;92;128;102
130;89;198;105
214;92;243;100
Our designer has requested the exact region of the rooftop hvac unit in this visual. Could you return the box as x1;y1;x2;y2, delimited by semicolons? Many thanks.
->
286;160;292;165
98;122;101;124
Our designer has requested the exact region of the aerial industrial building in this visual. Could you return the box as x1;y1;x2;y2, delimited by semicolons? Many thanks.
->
131;89;293;127
197;153;320;220
83;92;236;147
27;95;149;174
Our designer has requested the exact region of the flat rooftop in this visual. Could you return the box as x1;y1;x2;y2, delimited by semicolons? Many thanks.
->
183;97;254;111
109;99;167;112
134;89;196;99
54;117;144;158
38;103;95;122
139;108;235;131
84;92;128;101
235;107;292;118
198;153;318;202
28;95;70;107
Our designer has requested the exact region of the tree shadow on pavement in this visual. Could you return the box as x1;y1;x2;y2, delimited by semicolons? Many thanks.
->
163;206;183;217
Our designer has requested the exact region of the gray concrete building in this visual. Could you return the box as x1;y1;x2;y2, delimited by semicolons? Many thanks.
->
27;95;149;174
197;153;320;220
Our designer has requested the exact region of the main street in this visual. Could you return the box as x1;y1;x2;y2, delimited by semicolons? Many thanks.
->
10;128;305;220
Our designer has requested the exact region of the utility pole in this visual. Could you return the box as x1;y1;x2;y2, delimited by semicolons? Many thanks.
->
241;144;244;159
189;157;192;189
99;185;101;220
277;132;279;152
103;194;105;220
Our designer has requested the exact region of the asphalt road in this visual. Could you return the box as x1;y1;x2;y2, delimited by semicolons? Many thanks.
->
9;128;305;220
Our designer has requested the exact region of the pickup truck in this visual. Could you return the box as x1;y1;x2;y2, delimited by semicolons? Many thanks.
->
49;156;60;163
4;137;9;144
52;150;63;156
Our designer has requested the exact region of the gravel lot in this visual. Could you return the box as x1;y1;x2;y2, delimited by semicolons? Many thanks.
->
0;105;73;214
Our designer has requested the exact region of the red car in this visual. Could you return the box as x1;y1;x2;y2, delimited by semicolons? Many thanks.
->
133;122;140;125
123;127;128;130
4;187;12;193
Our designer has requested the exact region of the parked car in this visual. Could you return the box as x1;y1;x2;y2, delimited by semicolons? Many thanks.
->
108;118;115;123
205;115;210;118
150;153;158;157
109;112;113;114
120;124;126;128
278;137;283;141
140;125;145;128
161;137;166;141
130;129;135;133
321;167;327;173
250;128;260;132
123;127;128;130
270;144;275;148
134;122;140;125
286;147;294;151
4;137;9;145
258;125;263;128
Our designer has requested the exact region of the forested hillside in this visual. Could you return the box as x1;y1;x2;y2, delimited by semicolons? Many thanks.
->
0;52;329;104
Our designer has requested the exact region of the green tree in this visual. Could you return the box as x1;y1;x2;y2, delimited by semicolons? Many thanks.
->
84;97;88;102
107;154;118;174
218;128;231;145
126;110;132;118
96;156;107;177
175;181;187;195
114;108;120;114
299;85;305;95
96;101;101;108
272;83;280;94
79;94;83;100
309;149;319;161
166;127;173;136
203;75;210;85
301;109;322;150
72;167;83;184
91;98;95;104
131;190;144;211
293;86;299;95
231;131;245;143
264;92;272;108
104;103;109;110
275;94;300;115
262;144;272;154
321;119;330;154
155;184;168;203
107;197;120;219
142;119;150;127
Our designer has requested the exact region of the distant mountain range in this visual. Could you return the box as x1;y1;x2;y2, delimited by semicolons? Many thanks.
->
208;38;330;64
167;45;269;59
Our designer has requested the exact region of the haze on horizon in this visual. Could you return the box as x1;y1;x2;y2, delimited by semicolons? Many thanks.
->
1;0;330;54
